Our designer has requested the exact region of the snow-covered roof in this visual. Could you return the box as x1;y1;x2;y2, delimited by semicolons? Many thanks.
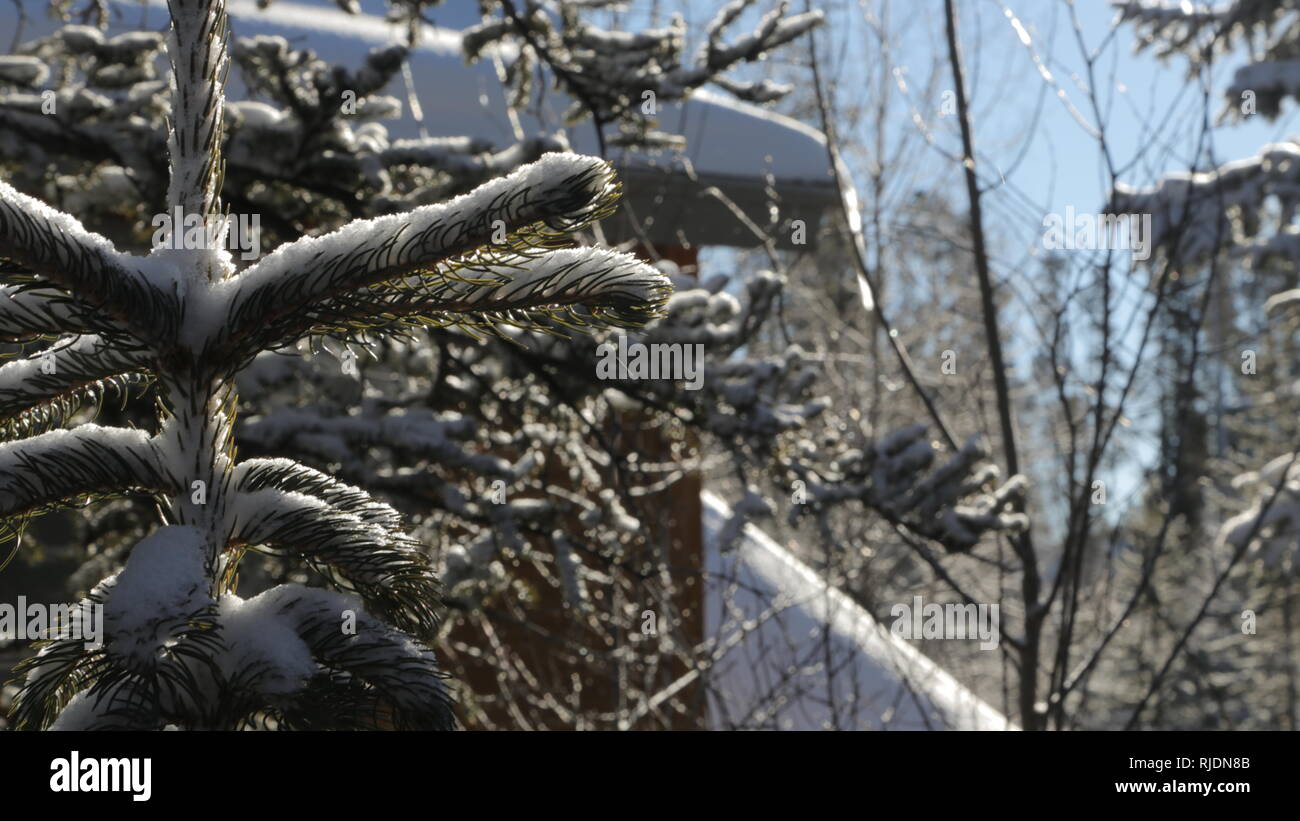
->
3;0;837;249
702;491;1017;730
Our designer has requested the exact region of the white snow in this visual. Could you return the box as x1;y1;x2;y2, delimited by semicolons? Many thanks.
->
0;56;48;86
239;407;506;477
218;591;318;696
103;525;211;664
1112;141;1300;264
1218;454;1300;567
48;690;106;730
0;285;82;338
227;100;296;131
702;490;1016;730
0;335;102;388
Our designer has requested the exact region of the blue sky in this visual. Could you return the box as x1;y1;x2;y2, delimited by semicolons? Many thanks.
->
798;0;1300;255
946;0;1294;244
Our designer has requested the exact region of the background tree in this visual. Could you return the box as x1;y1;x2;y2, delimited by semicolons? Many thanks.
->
705;0;1300;730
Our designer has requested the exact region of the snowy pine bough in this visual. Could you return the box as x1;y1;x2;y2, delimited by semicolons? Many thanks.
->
464;0;823;148
0;0;668;730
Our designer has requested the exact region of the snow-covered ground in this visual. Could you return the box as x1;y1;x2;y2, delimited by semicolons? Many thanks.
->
702;491;1017;730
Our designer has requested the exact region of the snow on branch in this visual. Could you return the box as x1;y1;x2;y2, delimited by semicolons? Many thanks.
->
1225;59;1300;120
379;134;571;185
220;153;630;353
1114;2;1300;122
1217;453;1300;567
0;426;169;521
1113;0;1283;65
790;425;1029;553
14;527;218;728
0;282;99;342
0;334;151;438
46;677;162;730
1;24;595;239
1110;142;1300;268
238;407;512;478
101;525;215;670
228;487;441;639
471;0;822;142
164;0;230;217
334;246;672;339
573;269;825;439
241;585;454;730
0;181;174;343
22;574;453;730
232;35;405;110
232;457;406;531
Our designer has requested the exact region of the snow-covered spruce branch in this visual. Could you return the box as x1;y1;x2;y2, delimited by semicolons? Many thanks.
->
1;26;579;243
238;405;513;478
0;27;169;196
0;426;168;520
165;0;229;218
331;247;673;341
0;335;150;438
232;34;404;111
380;134;570;183
0;182;173;343
1106;2;1300;270
2;22;613;243
218;152;644;358
19;539;451;730
587;268;831;440
0;282;102;342
1216;453;1300;568
233;458;408;531
5;0;668;730
222;585;453;731
227;486;441;638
